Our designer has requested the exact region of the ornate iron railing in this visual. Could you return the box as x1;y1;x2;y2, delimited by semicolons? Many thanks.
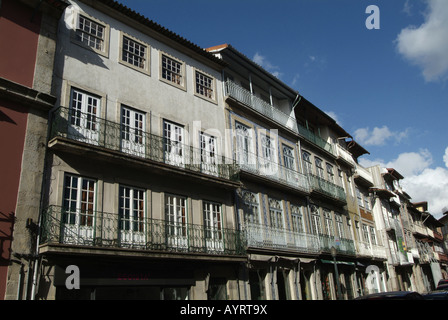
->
308;174;347;203
244;222;356;256
235;150;310;193
40;206;246;256
224;80;299;133
50;107;240;182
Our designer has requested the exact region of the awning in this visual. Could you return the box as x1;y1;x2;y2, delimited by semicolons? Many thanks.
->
321;259;355;266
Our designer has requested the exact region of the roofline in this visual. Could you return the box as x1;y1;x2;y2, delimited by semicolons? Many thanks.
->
206;43;298;96
79;0;227;69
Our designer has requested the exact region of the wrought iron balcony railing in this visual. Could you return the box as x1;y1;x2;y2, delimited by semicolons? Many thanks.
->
224;80;299;133
50;107;240;182
235;150;310;193
308;174;347;203
40;206;246;256
245;222;320;254
244;222;356;256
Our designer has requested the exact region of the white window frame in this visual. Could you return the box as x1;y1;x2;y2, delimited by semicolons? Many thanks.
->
302;151;313;175
160;53;185;90
165;194;188;249
118;185;146;247
68;87;101;145
235;121;254;167
195;70;216;102
119;32;150;74
163;120;185;167
121;105;146;157
203;201;223;251
291;204;305;233
268;198;284;230
62;174;96;245
323;209;334;236
200;132;218;176
242;190;260;224
73;13;109;57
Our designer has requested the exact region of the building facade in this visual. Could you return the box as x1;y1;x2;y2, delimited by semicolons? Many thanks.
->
1;0;447;300
0;0;67;300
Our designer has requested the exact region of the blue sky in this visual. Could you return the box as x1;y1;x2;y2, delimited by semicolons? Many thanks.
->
118;0;448;217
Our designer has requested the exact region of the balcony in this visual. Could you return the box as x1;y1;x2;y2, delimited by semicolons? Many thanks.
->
335;144;356;167
40;206;246;257
319;234;356;256
245;222;320;254
245;223;355;256
224;80;298;134
354;165;374;187
49;107;239;184
356;241;387;259
235;150;309;194
297;124;334;155
308;174;347;204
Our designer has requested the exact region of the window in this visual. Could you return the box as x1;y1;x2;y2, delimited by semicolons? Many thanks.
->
326;163;334;184
269;198;284;230
315;157;324;178
165;194;187;248
323;209;334;236
62;174;96;244
241;191;260;224
119;186;145;246
200;132;218;175
163;120;184;167
121;106;145;157
235;122;253;166
121;35;149;73
75;14;108;54
203;201;223;251
302;151;313;175
291;204;305;233
364;193;371;210
195;71;214;100
283;145;295;170
369;226;377;245
260;135;276;175
309;205;322;235
161;54;184;87
69;88;101;144
335;213;345;239
356;187;363;207
362;224;370;243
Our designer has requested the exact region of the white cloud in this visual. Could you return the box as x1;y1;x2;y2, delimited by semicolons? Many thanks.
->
252;52;283;79
402;0;413;16
324;111;341;125
396;0;448;82
360;148;448;218
444;146;448;168
354;126;409;146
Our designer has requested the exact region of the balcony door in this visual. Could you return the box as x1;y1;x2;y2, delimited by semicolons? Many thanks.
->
62;174;96;245
203;201;223;252
119;186;146;247
200;132;218;176
121;106;145;157
165;194;188;250
260;135;276;177
235;122;254;169
163;121;185;167
69;88;100;145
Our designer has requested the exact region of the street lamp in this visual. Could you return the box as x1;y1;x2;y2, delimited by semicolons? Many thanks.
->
331;246;343;300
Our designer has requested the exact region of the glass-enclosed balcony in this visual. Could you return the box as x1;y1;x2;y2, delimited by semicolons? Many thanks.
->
50;107;239;183
40;206;246;256
235;150;310;194
308;174;347;203
297;124;334;155
224;80;298;133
